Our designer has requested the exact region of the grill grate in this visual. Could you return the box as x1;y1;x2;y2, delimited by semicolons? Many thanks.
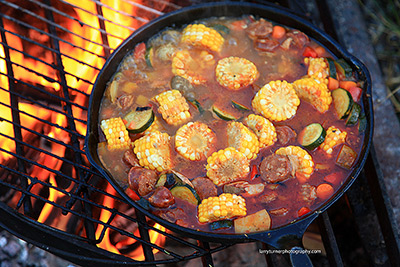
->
0;0;399;266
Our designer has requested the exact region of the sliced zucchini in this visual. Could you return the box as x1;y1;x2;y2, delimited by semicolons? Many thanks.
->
210;24;230;35
231;100;250;111
335;59;353;79
212;105;237;121
210;220;233;231
332;88;353;119
145;46;154;68
346;102;362;126
170;184;201;205
358;111;367;133
298;123;326;151
123;106;154;133
326;58;337;79
336;144;357;169
187;98;204;114
155;174;167;188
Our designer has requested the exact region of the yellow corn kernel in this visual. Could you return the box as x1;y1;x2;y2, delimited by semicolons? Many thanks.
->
275;145;314;181
244;114;277;148
227;121;260;160
100;117;131;150
181;24;224;52
252;80;300;122
198;193;246;223
215;57;259;90
172;50;215;85
133;131;172;172
304;57;329;85
175;121;217;161
292;77;332;113
320;126;347;154
143;115;164;135
154;90;191;126
206;147;250;186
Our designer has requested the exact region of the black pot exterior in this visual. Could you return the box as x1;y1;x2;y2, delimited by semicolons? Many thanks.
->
85;1;373;247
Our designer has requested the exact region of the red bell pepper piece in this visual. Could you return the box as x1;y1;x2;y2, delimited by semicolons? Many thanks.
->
298;207;311;217
303;46;318;58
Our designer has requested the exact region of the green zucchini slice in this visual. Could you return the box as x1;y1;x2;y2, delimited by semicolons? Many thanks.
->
335;59;353;79
298;123;326;151
170;184;201;205
212;105;237;121
210;220;233;231
332;88;353;119
346;102;362;126
123;106;154;133
231;100;250;111
145;46;154;68
326;58;337;79
210;24;230;35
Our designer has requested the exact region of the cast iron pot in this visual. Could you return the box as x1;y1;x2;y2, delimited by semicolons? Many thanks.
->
86;1;373;264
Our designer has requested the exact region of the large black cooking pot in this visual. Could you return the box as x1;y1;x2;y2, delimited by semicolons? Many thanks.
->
86;1;373;264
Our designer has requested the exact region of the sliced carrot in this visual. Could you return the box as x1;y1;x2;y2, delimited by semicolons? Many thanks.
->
328;77;339;90
314;46;326;57
316;183;334;200
339;80;357;91
348;86;362;102
298;207;311;217
303;46;318;58
324;172;342;186
272;25;286;39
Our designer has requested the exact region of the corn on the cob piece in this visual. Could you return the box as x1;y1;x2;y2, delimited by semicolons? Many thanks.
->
206;147;250;186
133;131;173;172
292;77;332;113
181;24;224;52
275;145;314;180
319;126;347;154
304;57;329;85
244;114;277;148
154;90;191;126
227;121;260;160
198;193;247;223
100;117;131;150
172;50;215;85
215;57;259;90
175;121;217;161
252;80;300;122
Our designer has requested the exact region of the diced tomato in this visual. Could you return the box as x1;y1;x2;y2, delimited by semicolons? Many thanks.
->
126;188;140;201
324;172;342;186
303;46;318;58
348;86;362;102
250;165;258;180
133;42;146;62
298;207;311;217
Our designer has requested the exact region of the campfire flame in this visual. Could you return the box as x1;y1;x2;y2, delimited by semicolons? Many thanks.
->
0;0;167;260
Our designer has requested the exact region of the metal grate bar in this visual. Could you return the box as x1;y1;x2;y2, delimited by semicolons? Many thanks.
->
317;212;343;267
0;14;33;215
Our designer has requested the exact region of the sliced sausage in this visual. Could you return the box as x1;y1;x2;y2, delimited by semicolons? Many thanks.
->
269;207;289;216
275;125;296;145
158;207;186;223
246;18;273;39
123;149;140;168
260;154;293;183
299;184;317;204
259;191;278;204
116;94;134;110
128;166;158;196
148;186;175;208
192;177;217;200
255;38;280;52
285;30;309;49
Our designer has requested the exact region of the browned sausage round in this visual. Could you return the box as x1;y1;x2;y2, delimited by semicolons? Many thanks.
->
128;166;158;196
275;125;296;145
299;184;317;204
246;18;273;39
260;154;293;183
192;177;217;200
286;30;309;49
123;150;140;168
148;186;175;208
255;38;280;52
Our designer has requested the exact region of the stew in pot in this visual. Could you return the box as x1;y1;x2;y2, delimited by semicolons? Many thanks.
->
97;15;366;233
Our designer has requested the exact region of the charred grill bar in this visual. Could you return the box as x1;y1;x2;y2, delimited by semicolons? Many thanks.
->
0;0;399;266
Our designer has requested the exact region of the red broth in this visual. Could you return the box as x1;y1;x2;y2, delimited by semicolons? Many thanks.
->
97;16;364;233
